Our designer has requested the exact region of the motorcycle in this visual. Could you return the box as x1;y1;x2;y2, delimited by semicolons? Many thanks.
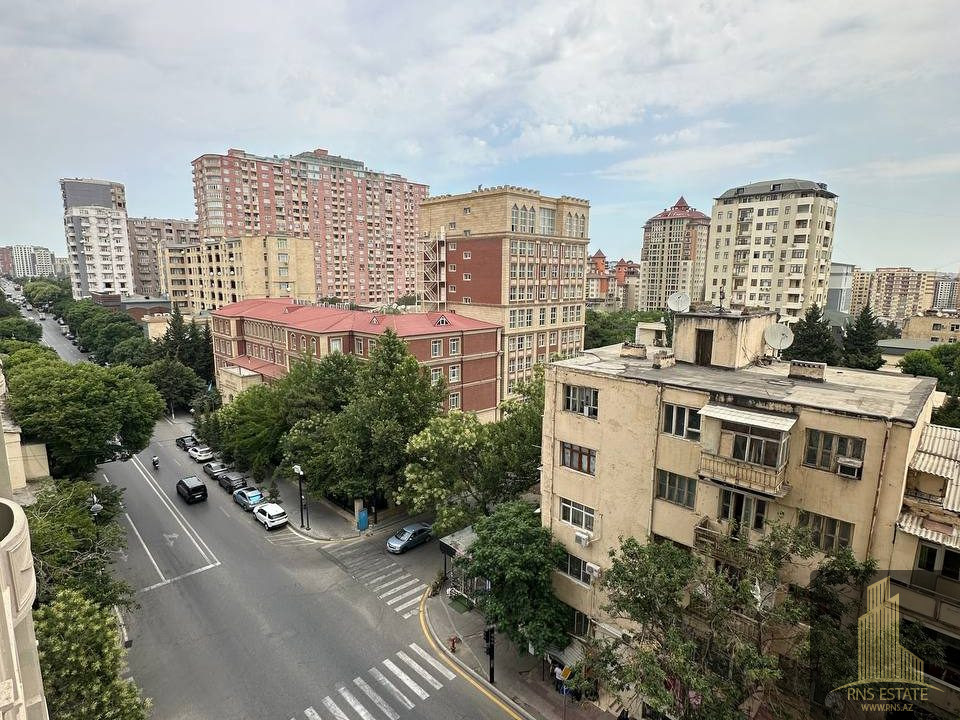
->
151;456;160;470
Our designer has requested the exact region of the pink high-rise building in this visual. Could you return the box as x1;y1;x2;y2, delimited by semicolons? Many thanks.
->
192;148;428;306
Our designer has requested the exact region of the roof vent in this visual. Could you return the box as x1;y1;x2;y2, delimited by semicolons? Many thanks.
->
788;360;826;382
620;342;647;359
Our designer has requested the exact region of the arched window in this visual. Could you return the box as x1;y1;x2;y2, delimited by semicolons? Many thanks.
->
300;336;306;352
528;207;536;233
577;214;586;238
310;338;317;354
564;213;573;236
511;205;519;232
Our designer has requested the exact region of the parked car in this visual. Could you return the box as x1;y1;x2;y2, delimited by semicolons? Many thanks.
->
175;476;208;504
253;503;288;530
176;435;199;450
188;446;214;462
202;461;230;478
232;487;264;511
217;471;247;492
386;522;433;554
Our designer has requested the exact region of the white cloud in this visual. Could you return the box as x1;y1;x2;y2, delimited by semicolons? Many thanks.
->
832;153;960;180
654;120;733;146
509;123;628;158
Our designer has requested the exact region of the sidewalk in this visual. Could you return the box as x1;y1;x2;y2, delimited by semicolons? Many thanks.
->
423;593;613;720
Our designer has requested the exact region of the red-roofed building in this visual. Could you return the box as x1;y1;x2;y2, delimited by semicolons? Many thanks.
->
211;299;502;420
640;196;710;310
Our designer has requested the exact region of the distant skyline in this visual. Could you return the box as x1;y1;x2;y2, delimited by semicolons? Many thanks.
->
1;1;958;272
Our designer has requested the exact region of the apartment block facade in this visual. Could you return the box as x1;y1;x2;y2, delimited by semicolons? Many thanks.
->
639;196;709;310
585;251;624;311
419;186;589;399
61;178;132;298
126;217;199;296
827;261;855;313
10;246;54;278
192;148;428;305
851;266;937;323
160;235;316;315
0;248;13;277
704;179;837;320
539;309;960;717
903;309;960;344
211;298;501;420
934;274;959;311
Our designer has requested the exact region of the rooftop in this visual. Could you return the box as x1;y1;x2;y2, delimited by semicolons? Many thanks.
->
716;179;837;200
553;343;936;425
422;185;589;205
647;196;710;222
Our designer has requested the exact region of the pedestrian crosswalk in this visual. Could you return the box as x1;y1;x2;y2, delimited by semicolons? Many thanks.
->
265;527;322;548
290;643;456;720
326;542;428;620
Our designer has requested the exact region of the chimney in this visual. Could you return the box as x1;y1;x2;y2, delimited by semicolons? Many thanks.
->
788;360;826;382
619;342;647;359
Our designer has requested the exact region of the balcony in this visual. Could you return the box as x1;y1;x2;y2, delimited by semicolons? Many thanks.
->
698;453;789;496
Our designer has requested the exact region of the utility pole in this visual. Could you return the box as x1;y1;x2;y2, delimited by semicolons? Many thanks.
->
484;625;495;684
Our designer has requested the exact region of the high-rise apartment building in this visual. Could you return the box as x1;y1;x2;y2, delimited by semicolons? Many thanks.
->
419;186;589;399
704;179;837;320
10;246;54;278
933;273;959;310
0;247;13;277
539;309;959;718
850;267;936;323
639;196;709;310
126;217;199;296
61;178;132;298
585;251;623;311
827;261;855;313
52;255;69;278
192;148;428;305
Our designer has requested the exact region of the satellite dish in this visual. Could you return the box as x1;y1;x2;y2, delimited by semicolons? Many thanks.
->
666;291;691;313
764;323;795;352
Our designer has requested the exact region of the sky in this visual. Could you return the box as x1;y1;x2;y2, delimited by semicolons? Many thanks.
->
1;0;959;270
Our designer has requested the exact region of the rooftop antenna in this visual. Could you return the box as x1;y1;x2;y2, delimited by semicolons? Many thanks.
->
763;323;795;359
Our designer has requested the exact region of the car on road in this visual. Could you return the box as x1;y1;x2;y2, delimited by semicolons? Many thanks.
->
253;503;288;530
217;471;247;492
202;461;230;478
188;446;214;462
386;522;433;554
175;476;208;504
232;487;264;511
176;435;199;450
38;313;45;320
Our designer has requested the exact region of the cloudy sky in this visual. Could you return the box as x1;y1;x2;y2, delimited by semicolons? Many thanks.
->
2;0;958;269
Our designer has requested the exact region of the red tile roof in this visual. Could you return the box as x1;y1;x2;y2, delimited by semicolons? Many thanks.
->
227;354;288;379
214;298;500;337
648;196;710;222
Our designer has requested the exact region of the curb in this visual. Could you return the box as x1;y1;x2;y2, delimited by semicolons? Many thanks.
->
421;594;540;720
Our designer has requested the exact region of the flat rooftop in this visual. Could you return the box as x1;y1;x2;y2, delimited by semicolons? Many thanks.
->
555;344;937;426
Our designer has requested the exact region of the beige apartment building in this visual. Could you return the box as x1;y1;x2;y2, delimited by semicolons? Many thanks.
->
639;196;709;310
540;309;959;717
160;235;316;315
704;179;837;320
126;217;198;296
851;266;937;323
419;186;589;398
903;309;960;344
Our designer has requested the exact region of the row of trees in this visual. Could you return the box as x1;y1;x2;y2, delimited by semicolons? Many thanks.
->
585;309;667;349
783;304;887;370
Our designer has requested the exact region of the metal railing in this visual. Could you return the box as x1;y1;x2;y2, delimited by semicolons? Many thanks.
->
698;453;789;496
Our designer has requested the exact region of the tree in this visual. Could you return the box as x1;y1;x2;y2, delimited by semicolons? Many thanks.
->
111;336;154;367
933;395;960;428
842;306;883;370
585;309;665;349
0;316;41;341
154;305;188;359
782;304;840;365
493;367;546;487
214;384;286;478
23;279;71;309
36;588;151;720
142;357;205;411
279;352;362;425
899;343;960;395
458;501;568;655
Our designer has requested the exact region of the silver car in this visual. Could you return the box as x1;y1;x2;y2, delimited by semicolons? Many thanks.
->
386;523;433;554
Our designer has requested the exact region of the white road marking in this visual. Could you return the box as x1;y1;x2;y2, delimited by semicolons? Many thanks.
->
385;585;427;606
369;667;414;709
409;643;456;681
378;578;419;598
162;532;178;547
303;707;322;720
354;561;396;579
369;570;407;590
393;595;424;613
337;686;376;720
321;695;351;720
283;525;322;543
401;609;418;619
353;676;399;720
220;507;230;517
382;659;429;700
396;650;443;690
139;562;218;593
123;513;165;582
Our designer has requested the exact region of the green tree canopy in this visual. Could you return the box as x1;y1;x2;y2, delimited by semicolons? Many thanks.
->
842;306;883;370
111;336;154;367
0;316;42;341
585;309;666;349
781;304;840;365
458;501;568;655
36;588;151;720
23;279;71;308
142;357;205;411
933;395;960;428
899;343;960;395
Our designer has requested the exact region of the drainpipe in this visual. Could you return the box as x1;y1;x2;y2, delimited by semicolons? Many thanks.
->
647;384;663;541
864;421;892;567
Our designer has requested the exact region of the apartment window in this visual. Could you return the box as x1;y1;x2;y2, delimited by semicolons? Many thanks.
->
448;264;456;272
798;511;853;552
431;339;442;358
656;470;697;509
449;338;460;356
463;207;471;215
463;273;471;281
724;422;787;468
449;392;461;410
449;364;460;382
431;367;443;384
560;441;596;475
563;384;598;418
448;242;457;251
661;404;701;441
448;285;456;293
354;338;363;355
720;489;767;531
463;251;472;260
329;338;342;354
804;430;865;478
559;497;595;531
915;544;960;581
557;551;590;584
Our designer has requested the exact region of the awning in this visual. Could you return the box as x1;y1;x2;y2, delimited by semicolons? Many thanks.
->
909;425;960;512
698;403;797;432
439;525;477;558
897;512;960;551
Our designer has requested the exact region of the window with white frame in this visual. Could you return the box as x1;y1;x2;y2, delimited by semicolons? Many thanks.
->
915;543;960;581
463;251;472;260
449;364;460;382
559;497;595;531
656;470;697;509
449;392;461;410
563;384;598;418
431;367;443;384
557;551;590;584
463;273;472;281
431;339;442;358
448;264;456;272
449;338;460;355
354;338;363;354
798;511;853;552
661;404;701;440
804;430;865;479
724;421;788;468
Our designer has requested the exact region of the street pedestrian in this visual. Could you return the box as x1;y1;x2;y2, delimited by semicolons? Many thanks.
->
554;663;565;693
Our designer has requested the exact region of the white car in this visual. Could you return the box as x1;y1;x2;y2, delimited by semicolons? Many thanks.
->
187;446;214;462
253;503;288;530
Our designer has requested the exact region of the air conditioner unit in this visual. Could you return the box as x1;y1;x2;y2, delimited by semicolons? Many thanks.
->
836;457;863;479
584;562;601;580
574;530;592;547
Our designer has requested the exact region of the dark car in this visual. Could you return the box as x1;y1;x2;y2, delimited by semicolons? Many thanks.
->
218;471;247;492
175;435;199;450
232;486;265;511
202;461;230;478
176;476;207;504
386;522;433;554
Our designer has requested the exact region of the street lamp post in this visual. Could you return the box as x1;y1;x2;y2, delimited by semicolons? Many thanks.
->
291;464;310;531
89;494;103;543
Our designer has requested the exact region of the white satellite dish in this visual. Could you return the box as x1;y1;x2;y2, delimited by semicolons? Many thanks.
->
764;323;795;353
666;291;691;313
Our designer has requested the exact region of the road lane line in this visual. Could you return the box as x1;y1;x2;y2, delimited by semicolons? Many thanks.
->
303;707;322;720
321;696;350;720
138;562;218;593
382;659;428;700
337;686;376;720
283;525;322;543
393;595;424;613
123;513;165;582
366;569;405;588
354;561;396;579
353;677;399;720
378;578;419;598
409;643;456;681
219;507;230;517
396;650;443;690
385;585;427;605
